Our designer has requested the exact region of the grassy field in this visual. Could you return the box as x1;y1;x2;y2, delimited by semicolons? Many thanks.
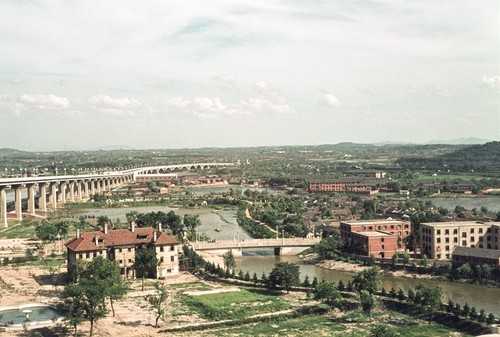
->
0;221;37;239
181;287;290;320
193;309;473;337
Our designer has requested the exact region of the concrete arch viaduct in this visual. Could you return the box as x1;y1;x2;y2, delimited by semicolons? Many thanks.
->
0;162;234;227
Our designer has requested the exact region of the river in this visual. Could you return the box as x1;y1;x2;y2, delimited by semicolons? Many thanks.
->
72;204;500;316
420;196;500;212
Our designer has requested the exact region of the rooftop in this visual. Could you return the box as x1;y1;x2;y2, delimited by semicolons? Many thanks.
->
453;246;500;259
65;227;179;252
342;219;407;226
422;221;499;227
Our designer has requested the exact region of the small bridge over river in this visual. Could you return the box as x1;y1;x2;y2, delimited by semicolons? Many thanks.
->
190;237;321;256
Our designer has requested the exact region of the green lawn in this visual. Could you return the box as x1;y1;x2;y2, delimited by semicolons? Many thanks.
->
201;310;473;337
0;222;37;239
181;287;290;320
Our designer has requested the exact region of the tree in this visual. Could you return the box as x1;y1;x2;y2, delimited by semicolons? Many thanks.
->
370;325;399;337
146;281;169;328
61;276;108;336
165;210;184;236
35;221;59;242
314;280;342;307
222;250;236;273
352;267;381;294
360;290;376;320
268;262;300;293
183;214;201;232
414;283;443;324
312;232;344;258
134;247;159;291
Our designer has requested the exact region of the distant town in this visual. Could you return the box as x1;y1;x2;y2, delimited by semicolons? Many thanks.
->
0;141;499;337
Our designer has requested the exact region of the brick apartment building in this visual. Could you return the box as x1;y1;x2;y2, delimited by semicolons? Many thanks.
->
420;221;500;261
65;223;180;279
308;178;378;193
339;219;411;258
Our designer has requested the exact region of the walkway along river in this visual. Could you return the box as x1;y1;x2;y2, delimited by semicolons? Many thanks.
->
73;205;500;317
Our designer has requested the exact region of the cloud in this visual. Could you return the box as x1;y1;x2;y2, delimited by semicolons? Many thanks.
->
318;93;341;107
168;92;294;119
88;95;141;109
19;94;70;109
480;76;500;93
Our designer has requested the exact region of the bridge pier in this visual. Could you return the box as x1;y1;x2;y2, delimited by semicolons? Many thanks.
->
38;183;47;212
27;184;36;215
0;187;7;227
14;186;23;221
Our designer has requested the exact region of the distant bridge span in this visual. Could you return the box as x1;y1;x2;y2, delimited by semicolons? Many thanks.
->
0;162;235;227
190;237;321;256
123;162;234;175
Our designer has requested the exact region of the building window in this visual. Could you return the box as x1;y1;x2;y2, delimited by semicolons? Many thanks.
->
170;246;175;251
470;228;474;234
454;229;458;235
128;248;132;252
437;238;441;243
79;254;83;259
462;240;466;246
453;238;458;243
160;246;164;252
462;232;467;238
445;229;449;235
445;245;449;251
479;228;483;234
470;237;475;242
445;238;449;243
160;257;164;263
170;256;175;262
86;252;90;258
437;230;441;235
118;248;122;253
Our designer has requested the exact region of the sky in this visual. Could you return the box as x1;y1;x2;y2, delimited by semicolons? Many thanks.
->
0;0;498;151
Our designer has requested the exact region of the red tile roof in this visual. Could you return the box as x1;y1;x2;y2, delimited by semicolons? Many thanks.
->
65;227;179;252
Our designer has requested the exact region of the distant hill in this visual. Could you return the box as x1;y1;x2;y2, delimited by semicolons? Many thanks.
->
88;145;133;151
397;141;500;172
425;137;492;145
0;148;27;156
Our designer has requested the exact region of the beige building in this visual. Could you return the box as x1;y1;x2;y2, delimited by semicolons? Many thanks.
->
65;223;180;279
420;221;500;260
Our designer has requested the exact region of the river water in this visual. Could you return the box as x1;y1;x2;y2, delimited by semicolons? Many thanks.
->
73;204;500;316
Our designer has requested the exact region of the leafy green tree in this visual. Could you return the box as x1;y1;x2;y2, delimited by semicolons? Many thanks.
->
268;262;300;293
35;221;59;242
360;290;376;320
222;250;236;273
165;210;184;236
414;283;443;324
183;214;201;232
134;248;159;291
352;267;381;294
302;275;311;288
312;232;344;258
370;325;399;337
314;280;342;307
61;274;108;336
146;281;169;328
252;272;258;284
486;313;496;324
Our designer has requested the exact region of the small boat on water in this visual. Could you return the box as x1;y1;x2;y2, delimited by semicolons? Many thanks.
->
214;227;221;232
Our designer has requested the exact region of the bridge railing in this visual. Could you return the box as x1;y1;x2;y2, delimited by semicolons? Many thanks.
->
190;237;321;250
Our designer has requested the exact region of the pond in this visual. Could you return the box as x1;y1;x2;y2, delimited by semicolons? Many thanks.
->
0;305;62;326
